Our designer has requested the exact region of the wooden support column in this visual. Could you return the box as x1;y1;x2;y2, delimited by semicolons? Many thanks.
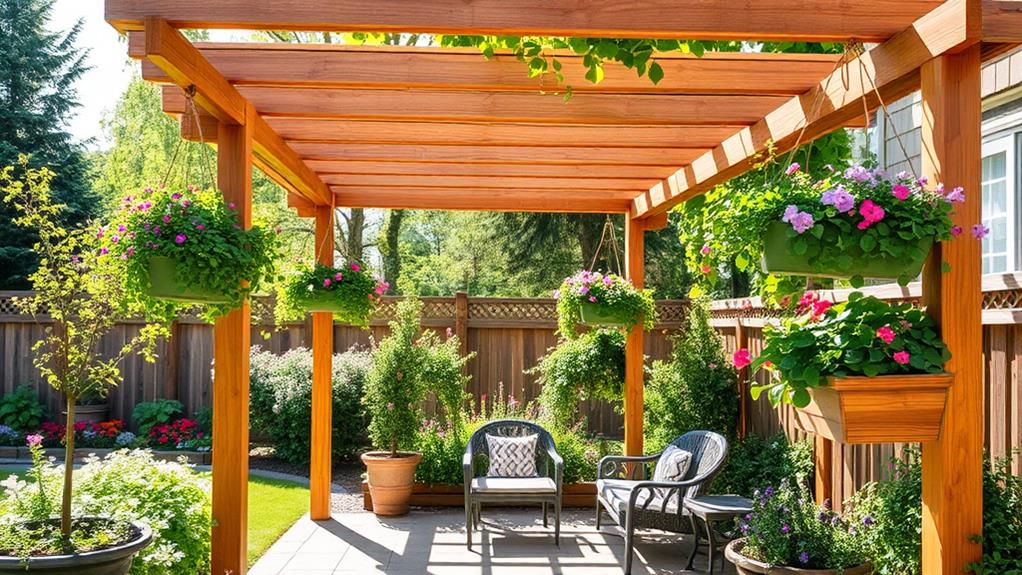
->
920;44;984;574
310;205;335;520
734;319;748;440
624;217;645;457
211;103;254;575
814;436;834;506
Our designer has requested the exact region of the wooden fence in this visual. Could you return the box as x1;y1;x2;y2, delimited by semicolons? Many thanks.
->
709;273;1022;507
0;292;687;436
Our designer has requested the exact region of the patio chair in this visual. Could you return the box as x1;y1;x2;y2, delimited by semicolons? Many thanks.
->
463;419;564;548
596;430;729;575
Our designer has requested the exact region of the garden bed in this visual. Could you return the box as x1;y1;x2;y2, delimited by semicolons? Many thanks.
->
0;447;211;465
361;481;596;510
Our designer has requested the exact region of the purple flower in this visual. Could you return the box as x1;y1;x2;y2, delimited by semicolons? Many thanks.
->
163;214;171;224
863;515;875;526
945;186;965;204
972;224;989;239
99;247;109;255
844;165;875;184
799;551;810;565
553;289;560;299
781;524;791;534
117;224;126;233
764;486;775;498
951;225;963;237
820;185;855;213
791;212;815;234
25;434;43;447
579;286;590;295
174;234;187;245
602;275;612;286
171;193;182;200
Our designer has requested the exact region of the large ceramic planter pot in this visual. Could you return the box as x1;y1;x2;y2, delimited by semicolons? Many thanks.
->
361;451;422;516
147;256;230;304
578;302;634;327
725;538;873;575
793;374;952;444
760;221;932;280
0;519;152;575
64;403;108;424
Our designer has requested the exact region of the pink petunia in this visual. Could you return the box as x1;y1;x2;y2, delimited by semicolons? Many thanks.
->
945;187;965;204
891;184;911;200
893;351;911;365
323;278;332;287
785;162;801;176
876;325;896;344
163;214;171;224
195;223;205;231
951;225;963;237
174;234;187;244
589;296;597;303
972;224;989;239
733;348;752;369
25;434;43;447
350;262;361;272
857;199;885;230
701;243;712;255
334;272;343;281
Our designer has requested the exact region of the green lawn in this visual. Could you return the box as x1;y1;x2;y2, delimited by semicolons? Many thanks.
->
246;475;309;565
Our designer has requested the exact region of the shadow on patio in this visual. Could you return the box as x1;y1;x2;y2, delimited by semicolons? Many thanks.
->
249;508;737;574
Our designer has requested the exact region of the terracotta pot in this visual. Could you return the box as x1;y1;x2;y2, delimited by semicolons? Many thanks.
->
360;451;422;516
0;518;152;575
725;538;873;575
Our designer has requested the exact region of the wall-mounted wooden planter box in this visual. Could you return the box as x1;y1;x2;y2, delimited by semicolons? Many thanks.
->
793;373;953;444
362;481;596;511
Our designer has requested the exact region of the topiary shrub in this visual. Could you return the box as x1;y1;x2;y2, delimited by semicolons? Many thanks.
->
644;297;739;452
249;345;371;463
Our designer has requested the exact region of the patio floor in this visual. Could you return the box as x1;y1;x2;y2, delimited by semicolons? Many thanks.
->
249;507;738;574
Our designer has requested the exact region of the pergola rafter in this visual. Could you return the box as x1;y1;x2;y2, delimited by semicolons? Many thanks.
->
104;2;1022;574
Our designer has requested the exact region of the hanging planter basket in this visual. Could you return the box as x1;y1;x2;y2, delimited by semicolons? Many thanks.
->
578;301;636;327
792;373;952;444
760;221;933;280
147;256;230;304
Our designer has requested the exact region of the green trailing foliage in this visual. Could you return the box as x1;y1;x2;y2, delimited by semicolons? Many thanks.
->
644;298;738;452
130;399;183;438
0;385;46;432
275;261;388;326
249;346;372;464
710;433;813;499
555;270;656;337
530;328;625;431
100;185;280;323
749;292;950;407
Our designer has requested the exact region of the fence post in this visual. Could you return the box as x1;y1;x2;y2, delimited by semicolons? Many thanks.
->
164;320;179;401
734;318;748;439
455;291;469;359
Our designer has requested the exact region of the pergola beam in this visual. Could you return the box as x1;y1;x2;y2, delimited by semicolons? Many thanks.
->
982;0;1022;42
141;18;331;205
320;174;655;191
632;0;982;219
130;36;842;96
106;0;942;42
304;161;679;180
330;188;632;213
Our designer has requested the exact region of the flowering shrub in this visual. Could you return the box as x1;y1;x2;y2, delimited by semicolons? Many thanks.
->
0;426;20;447
250;346;372;463
738;479;870;570
745;292;950;407
147;418;201;449
555;270;656;336
75;419;126;448
37;421;65;447
101;185;279;322
531;328;624;430
132;399;184;438
276;261;388;325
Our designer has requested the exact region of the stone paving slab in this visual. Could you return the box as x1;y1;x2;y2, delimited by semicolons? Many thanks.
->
251;508;738;575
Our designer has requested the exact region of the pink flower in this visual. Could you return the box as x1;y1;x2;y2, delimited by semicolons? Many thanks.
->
195;223;205;231
323;278;332;287
893;351;911;365
891;184;911;200
99;247;109;255
334;272;343;281
228;202;236;210
701;264;712;274
811;300;832;318
163;214;171;224
117;224;126;233
785;162;801;176
25;434;43;447
171;193;181;200
733;349;752;369
876;325;896;344
602;275;612;286
588;296;597;303
858;199;886;229
350;262;361;272
701;244;711;255
951;225;963;237
174;234;187;244
971;224;989;239
708;362;717;370
945;186;965;204
446;327;453;338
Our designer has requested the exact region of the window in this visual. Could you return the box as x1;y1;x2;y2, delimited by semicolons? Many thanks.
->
980;137;1015;274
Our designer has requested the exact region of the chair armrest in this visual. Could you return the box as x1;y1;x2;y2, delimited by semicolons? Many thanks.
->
598;453;661;480
547;449;564;488
626;479;704;515
463;447;475;493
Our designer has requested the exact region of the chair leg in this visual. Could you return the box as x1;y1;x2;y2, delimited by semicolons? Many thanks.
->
624;511;635;575
465;498;472;549
685;515;700;571
595;501;602;530
554;498;561;547
543;502;548;527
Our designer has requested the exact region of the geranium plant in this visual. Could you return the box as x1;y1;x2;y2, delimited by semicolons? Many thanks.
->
276;261;388;325
555;270;656;336
101;184;279;322
744;291;950;407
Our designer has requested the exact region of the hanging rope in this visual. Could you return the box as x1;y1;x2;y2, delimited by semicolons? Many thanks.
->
588;215;623;276
159;85;218;190
854;41;920;181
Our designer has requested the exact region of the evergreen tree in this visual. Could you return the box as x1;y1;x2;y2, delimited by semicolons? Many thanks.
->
0;0;98;288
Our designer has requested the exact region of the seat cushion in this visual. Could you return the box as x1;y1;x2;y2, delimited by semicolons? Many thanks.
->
597;478;684;516
471;477;557;494
485;433;538;477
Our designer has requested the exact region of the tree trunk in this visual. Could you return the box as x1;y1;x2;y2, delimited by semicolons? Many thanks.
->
382;209;405;294
61;398;75;542
347;208;365;261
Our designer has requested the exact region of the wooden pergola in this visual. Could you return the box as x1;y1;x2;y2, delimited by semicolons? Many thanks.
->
104;2;1021;574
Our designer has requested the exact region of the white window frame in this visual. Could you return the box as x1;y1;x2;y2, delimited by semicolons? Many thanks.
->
980;136;1015;273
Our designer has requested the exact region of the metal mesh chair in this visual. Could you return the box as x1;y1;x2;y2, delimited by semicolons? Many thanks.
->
596;430;729;574
463;419;564;548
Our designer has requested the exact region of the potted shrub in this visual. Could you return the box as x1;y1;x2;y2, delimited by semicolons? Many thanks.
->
742;291;951;443
101;184;278;322
276;261;389;325
555;270;656;334
361;297;472;516
0;160;161;572
530;329;624;430
725;480;873;574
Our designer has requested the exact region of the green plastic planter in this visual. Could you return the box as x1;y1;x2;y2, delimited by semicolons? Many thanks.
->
760;221;933;280
579;302;635;327
298;289;347;313
147;256;230;304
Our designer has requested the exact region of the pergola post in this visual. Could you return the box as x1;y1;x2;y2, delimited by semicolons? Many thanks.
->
211;103;255;575
310;205;335;520
919;44;984;574
624;217;645;457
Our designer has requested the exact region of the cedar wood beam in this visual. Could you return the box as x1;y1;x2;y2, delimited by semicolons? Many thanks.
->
141;17;331;205
632;0;983;219
107;0;941;42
